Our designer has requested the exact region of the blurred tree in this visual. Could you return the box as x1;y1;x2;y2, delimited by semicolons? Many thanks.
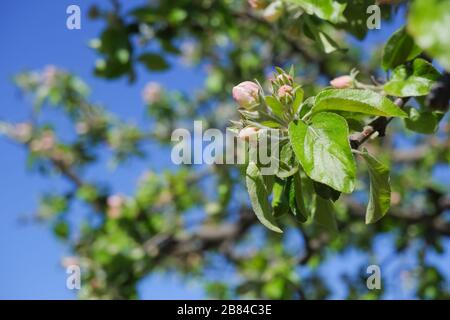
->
1;0;450;299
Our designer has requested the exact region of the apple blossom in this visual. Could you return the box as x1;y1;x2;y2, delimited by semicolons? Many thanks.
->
232;81;260;108
330;75;353;89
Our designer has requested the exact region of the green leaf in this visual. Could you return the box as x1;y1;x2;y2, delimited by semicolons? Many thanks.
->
288;172;308;222
313;89;407;117
404;107;441;134
138;53;170;71
297;96;315;118
276;143;298;178
314;196;338;234
53;221;70;240
317;30;342;54
289;0;347;23
313;181;341;201
272;178;289;217
382;26;422;70
260;120;282;128
299;173;316;214
246;162;283;233
265;96;284;118
408;0;450;71
384;59;441;97
303;18;343;54
292;87;304;114
288;112;356;193
361;150;391;224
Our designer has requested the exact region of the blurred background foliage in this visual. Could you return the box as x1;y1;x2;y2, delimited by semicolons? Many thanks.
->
1;0;449;299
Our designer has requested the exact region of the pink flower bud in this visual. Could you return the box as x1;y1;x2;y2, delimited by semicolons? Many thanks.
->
263;1;283;23
277;84;293;98
238;127;259;140
232;81;260;108
330;75;353;89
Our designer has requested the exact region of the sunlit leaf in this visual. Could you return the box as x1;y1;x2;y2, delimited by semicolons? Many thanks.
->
313;89;407;117
288;112;356;193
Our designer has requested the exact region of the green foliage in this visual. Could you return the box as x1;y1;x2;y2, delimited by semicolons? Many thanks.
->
288;0;346;24
314;196;337;234
1;0;449;300
403;107;442;134
408;0;450;71
246;161;283;233
384;59;440;97
382;26;421;70
138;53;170;71
313;89;408;117
289;112;356;193
361;150;391;224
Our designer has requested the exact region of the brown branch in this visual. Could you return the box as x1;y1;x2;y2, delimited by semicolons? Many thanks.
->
51;159;83;187
143;207;257;263
350;98;408;149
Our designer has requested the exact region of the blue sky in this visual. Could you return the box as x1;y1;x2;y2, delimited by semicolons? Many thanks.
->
0;0;206;299
0;1;448;299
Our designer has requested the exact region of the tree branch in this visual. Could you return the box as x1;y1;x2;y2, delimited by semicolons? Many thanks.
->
350;98;408;149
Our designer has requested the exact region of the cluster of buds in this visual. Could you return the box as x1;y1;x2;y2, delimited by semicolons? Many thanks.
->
232;81;261;140
231;69;301;140
142;82;163;105
248;0;284;23
271;72;295;101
